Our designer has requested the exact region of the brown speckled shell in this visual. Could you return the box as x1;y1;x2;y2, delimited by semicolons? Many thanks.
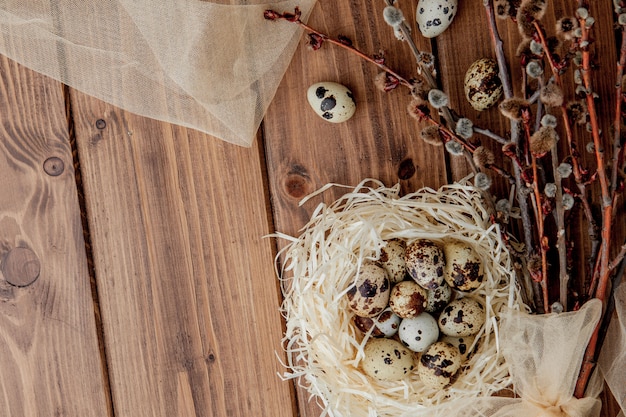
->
362;338;415;381
354;308;401;337
441;334;478;361
405;240;445;289
389;281;428;319
380;239;407;284
438;298;485;337
463;58;503;111
425;281;452;313
417;341;462;389
443;242;484;291
346;263;391;318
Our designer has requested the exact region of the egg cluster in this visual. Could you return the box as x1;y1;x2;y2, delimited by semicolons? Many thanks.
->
347;238;486;389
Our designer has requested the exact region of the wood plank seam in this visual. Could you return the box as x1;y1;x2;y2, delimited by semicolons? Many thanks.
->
428;38;455;186
258;121;302;417
63;84;115;417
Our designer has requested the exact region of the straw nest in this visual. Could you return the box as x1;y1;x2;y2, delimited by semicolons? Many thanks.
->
274;180;529;417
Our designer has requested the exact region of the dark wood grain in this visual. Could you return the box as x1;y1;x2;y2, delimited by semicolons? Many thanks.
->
0;57;110;416
69;93;295;417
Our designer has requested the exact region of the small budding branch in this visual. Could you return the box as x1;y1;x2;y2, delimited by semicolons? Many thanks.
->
266;0;626;400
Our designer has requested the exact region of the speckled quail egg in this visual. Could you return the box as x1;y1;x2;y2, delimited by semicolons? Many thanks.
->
389;280;428;319
405;240;445;289
362;338;415;381
417;342;462;389
438;298;485;337
443;241;484;291
441;334;478;361
425;281;452;313
346;263;391;318
354;307;402;337
398;312;439;352
464;58;503;111
380;239;407;284
416;0;458;38
306;81;356;123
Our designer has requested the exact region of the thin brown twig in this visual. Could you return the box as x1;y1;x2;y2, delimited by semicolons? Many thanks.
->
609;243;626;272
574;9;616;399
533;15;601;295
484;1;538;307
419;110;516;184
381;1;456;127
522;112;550;311
485;0;513;98
611;26;626;196
266;9;414;89
551;143;569;309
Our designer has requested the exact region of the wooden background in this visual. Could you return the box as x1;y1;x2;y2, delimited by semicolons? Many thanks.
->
0;0;623;416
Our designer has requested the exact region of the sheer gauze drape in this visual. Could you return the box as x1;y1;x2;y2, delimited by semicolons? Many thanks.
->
0;0;316;146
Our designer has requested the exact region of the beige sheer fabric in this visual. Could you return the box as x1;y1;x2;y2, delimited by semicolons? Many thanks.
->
408;300;604;417
0;0;316;146
492;298;604;417
599;282;626;417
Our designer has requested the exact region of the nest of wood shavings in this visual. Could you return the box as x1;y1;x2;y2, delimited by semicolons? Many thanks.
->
274;179;528;417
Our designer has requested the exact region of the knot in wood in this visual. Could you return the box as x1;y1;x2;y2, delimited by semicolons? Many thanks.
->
1;247;41;287
397;158;417;180
43;157;65;176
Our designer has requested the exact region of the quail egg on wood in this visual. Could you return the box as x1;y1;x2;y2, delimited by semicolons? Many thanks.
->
438;298;485;337
346;263;391;318
405;240;445;289
306;81;356;123
464;58;503;111
425;281;452;313
443;241;484;291
417;341;462;389
362;338;415;381
389;280;428;319
354;307;401;338
416;0;458;38
398;312;439;352
380;239;407;284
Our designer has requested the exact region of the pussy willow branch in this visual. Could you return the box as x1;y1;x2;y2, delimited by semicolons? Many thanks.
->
521;113;550;311
551;143;569;308
265;10;413;89
574;7;622;397
382;0;458;130
416;109;516;184
484;0;513;98
609;242;626;272
612;25;626;196
533;20;601;301
382;0;432;86
485;0;541;310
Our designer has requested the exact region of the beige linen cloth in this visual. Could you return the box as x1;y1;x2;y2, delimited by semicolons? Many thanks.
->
0;0;316;146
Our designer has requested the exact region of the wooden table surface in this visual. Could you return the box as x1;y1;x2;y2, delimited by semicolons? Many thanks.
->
0;0;623;416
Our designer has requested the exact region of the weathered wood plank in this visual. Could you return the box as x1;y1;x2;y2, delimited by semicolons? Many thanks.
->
69;93;295;417
0;58;110;416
